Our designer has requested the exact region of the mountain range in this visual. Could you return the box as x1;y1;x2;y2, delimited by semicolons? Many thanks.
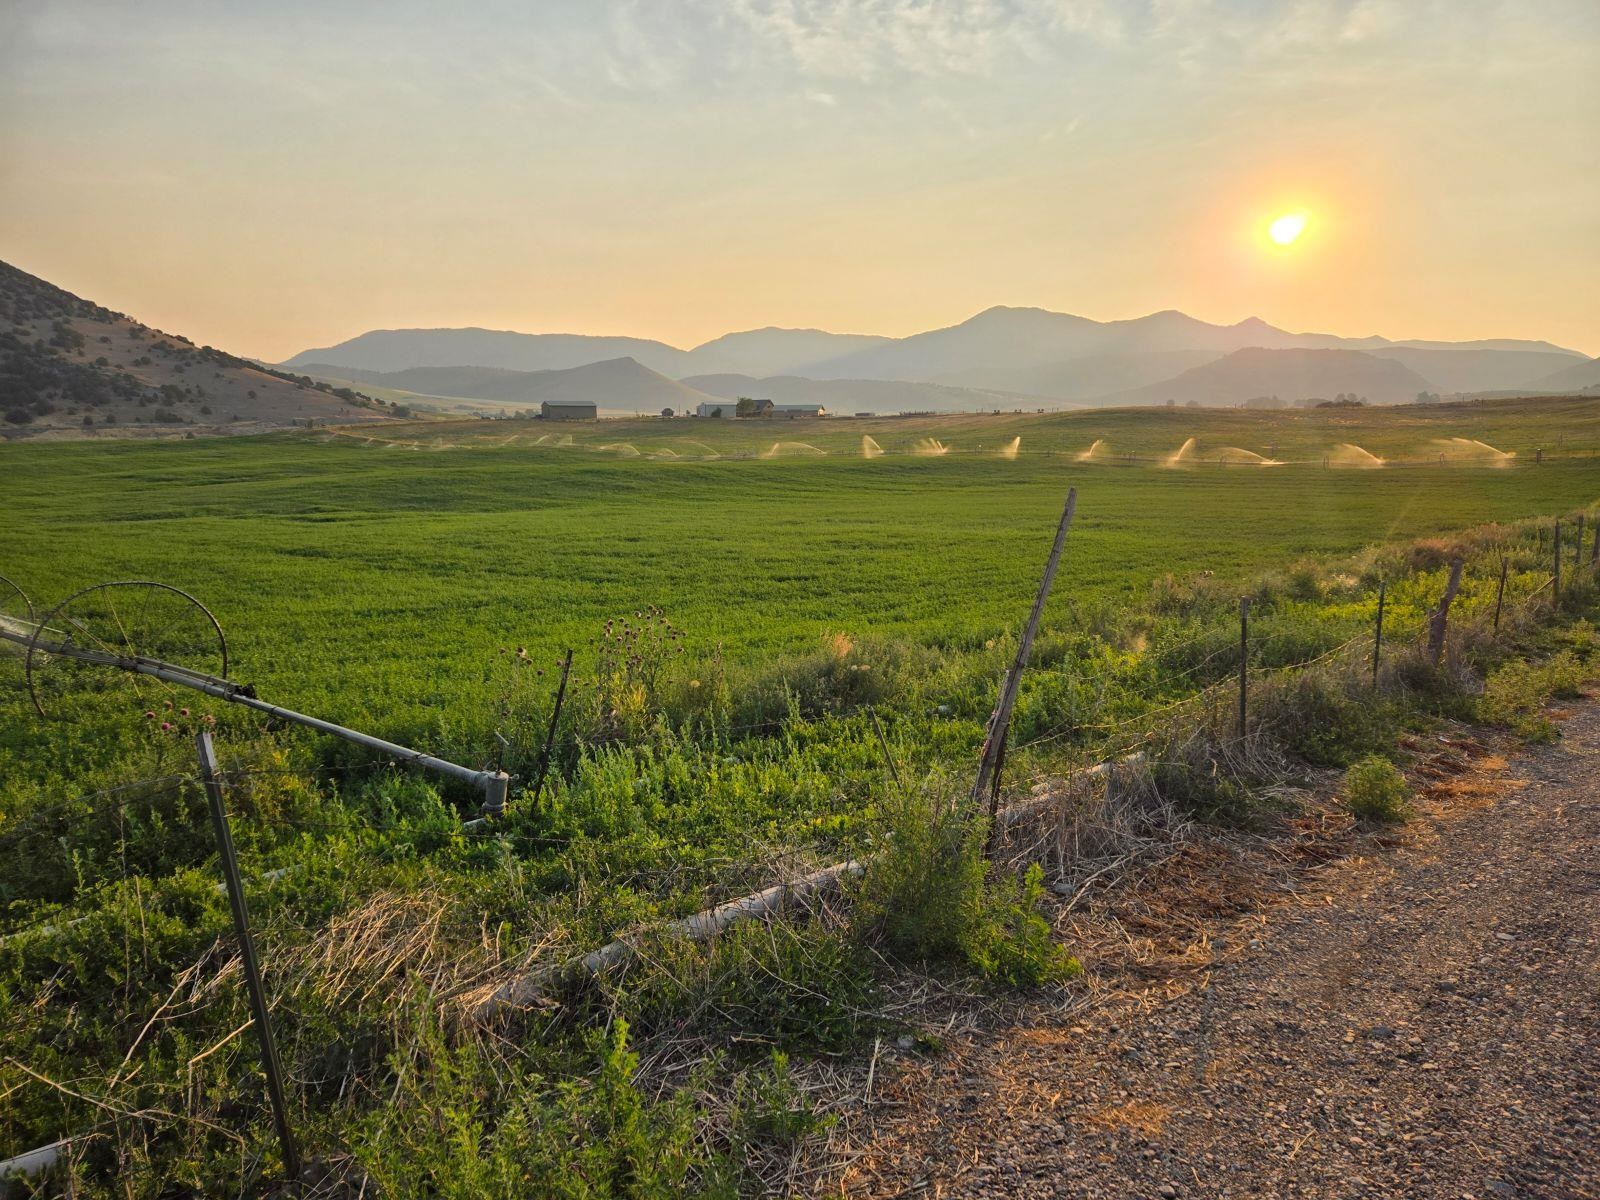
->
285;306;1598;412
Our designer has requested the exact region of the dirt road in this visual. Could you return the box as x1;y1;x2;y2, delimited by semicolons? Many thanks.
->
844;700;1600;1198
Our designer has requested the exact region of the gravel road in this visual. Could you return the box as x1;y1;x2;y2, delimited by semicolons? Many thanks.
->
841;698;1600;1199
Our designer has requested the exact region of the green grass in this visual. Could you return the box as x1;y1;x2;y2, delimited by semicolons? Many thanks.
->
2;398;1596;783
1;396;1597;1194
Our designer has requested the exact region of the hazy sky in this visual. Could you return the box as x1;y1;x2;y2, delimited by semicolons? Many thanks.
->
3;1;1597;359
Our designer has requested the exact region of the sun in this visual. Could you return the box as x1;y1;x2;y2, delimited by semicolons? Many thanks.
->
1269;212;1308;246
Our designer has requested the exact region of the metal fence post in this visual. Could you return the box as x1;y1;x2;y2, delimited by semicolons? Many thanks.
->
1237;597;1249;740
195;731;301;1184
1553;520;1562;606
866;704;901;789
528;648;574;806
1493;556;1507;631
1371;581;1385;687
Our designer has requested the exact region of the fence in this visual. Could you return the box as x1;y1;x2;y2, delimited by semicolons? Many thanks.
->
2;504;1596;1185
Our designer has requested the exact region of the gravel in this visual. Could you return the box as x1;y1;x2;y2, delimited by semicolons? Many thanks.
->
837;697;1600;1198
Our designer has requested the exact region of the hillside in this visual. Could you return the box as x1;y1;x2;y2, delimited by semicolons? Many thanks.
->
286;306;1589;398
284;327;691;375
0;261;394;439
302;356;727;414
934;349;1221;400
1103;346;1435;407
1527;355;1600;393
678;372;1058;414
680;327;893;377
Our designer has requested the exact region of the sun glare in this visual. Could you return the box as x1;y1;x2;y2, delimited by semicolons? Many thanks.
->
1269;212;1308;246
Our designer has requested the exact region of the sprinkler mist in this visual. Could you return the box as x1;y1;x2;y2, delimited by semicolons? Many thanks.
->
598;442;641;457
1162;437;1198;467
1328;443;1384;468
912;438;949;456
1214;446;1283;466
1075;438;1109;462
999;437;1021;460
1431;437;1515;467
759;441;827;458
861;436;885;459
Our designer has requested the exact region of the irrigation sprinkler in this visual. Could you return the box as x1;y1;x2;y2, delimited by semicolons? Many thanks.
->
0;580;511;817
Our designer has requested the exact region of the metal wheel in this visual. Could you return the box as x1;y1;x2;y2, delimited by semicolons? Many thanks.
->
0;573;33;626
26;581;228;718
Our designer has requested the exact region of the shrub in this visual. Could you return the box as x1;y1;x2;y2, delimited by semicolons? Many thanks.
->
1480;651;1587;741
857;785;1079;986
1344;756;1410;823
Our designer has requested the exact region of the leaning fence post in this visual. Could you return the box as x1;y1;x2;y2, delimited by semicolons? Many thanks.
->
528;648;574;806
1426;557;1465;666
1553;520;1562;606
1371;581;1385;687
1237;597;1250;740
194;731;301;1185
973;487;1077;830
1493;556;1507;631
866;704;901;789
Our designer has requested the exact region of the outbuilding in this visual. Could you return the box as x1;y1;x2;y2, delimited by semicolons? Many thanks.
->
541;401;597;421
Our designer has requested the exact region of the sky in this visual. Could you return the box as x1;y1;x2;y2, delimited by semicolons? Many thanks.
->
2;0;1597;361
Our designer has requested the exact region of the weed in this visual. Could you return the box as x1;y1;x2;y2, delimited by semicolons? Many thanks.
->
1344;756;1411;823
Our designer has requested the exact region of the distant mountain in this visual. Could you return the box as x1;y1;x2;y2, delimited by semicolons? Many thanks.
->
933;350;1221;400
0;259;393;439
284;306;1591;400
283;328;691;375
680;373;1060;414
679;328;893;377
1526;355;1600;393
300;357;724;413
1361;346;1585;394
1102;347;1434;407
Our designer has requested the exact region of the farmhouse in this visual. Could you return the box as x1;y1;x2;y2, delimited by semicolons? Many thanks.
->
541;401;597;420
772;403;825;419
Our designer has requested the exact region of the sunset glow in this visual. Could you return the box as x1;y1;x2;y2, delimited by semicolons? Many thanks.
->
1269;213;1308;246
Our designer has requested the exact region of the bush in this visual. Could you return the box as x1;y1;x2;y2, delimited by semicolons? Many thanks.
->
1344;756;1410;823
1480;651;1587;741
857;785;1079;986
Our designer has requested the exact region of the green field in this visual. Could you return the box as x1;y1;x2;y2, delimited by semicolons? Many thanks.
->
1;396;1598;1193
4;397;1597;773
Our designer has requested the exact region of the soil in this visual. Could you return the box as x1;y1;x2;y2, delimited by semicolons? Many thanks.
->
834;696;1600;1198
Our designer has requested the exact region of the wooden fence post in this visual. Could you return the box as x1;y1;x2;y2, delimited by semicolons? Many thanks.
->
1493;556;1507;631
1371;581;1385;686
974;488;1077;828
195;732;301;1185
1427;557;1465;666
1578;516;1586;571
1592;524;1599;568
1237;597;1250;739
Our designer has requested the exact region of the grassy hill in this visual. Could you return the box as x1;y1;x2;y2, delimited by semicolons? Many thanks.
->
0;260;398;439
